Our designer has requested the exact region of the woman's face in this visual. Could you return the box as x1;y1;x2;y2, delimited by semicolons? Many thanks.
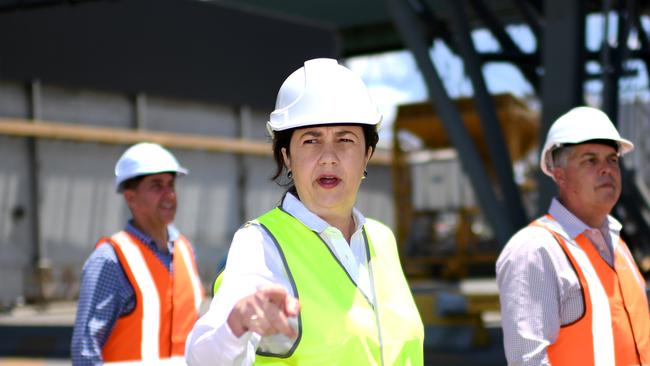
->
282;125;372;218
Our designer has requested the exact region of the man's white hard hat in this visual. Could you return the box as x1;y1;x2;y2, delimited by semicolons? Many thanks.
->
540;106;634;177
267;58;382;136
114;142;188;192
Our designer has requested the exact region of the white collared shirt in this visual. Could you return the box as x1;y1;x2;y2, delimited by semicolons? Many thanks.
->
496;198;623;366
185;193;374;366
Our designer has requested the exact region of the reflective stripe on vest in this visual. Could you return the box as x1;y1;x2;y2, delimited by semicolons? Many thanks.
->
177;238;204;312
253;208;424;366
535;216;650;365
99;231;204;363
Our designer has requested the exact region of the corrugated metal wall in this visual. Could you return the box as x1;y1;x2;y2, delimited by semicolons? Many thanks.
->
0;80;395;306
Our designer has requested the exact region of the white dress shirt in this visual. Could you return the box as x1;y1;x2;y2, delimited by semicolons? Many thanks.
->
185;193;375;366
496;198;622;366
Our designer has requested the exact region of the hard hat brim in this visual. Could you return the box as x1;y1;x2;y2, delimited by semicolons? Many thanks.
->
115;167;188;193
266;119;382;138
540;137;634;177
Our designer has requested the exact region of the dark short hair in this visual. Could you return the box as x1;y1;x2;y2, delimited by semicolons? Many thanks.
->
119;171;179;192
120;175;146;191
271;124;379;195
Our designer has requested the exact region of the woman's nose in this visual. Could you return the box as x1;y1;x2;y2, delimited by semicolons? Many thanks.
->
318;143;339;165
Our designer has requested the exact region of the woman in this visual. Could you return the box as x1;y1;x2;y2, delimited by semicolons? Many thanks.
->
186;58;424;365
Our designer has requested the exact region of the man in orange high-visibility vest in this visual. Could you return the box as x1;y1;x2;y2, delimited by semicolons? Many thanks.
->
497;107;650;366
71;143;204;365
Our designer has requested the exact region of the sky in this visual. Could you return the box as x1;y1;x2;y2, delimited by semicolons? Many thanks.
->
345;14;650;148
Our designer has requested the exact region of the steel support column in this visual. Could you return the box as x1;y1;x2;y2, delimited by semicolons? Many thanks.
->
27;80;46;302
602;0;650;257
386;0;516;245
448;0;528;231
537;0;586;214
601;0;627;119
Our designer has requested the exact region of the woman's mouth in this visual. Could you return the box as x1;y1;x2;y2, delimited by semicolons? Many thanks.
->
318;175;340;188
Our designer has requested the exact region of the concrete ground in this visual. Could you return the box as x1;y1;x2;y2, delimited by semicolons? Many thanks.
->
0;359;69;366
0;288;506;366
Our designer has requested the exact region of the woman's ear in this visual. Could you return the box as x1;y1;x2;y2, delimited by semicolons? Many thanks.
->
281;147;291;171
365;146;374;164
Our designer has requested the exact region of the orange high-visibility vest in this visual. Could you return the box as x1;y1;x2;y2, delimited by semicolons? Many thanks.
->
98;230;204;363
535;215;650;366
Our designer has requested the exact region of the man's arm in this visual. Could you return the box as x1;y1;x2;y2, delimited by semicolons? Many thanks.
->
70;243;134;365
496;228;563;366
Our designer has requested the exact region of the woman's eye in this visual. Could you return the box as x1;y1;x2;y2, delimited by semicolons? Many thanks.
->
303;139;317;144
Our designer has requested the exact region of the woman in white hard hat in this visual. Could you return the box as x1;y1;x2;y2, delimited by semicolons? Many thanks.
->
186;58;424;365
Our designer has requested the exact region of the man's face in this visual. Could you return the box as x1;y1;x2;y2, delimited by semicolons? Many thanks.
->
124;172;177;229
554;143;621;214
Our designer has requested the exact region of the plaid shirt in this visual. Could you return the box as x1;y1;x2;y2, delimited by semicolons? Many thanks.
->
70;221;180;365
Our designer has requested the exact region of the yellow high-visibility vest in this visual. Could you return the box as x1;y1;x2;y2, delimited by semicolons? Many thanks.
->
251;208;424;365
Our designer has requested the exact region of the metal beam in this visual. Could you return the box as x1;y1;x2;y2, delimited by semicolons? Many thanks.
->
0;118;394;164
386;0;516;245
467;0;539;90
537;0;586;214
602;0;650;258
448;0;528;232
513;0;542;41
633;7;650;74
601;0;625;119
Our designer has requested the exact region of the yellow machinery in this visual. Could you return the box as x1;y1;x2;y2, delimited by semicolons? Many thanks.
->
392;94;539;348
392;93;539;280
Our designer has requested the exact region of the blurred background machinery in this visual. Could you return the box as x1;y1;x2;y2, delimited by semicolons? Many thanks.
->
392;93;539;280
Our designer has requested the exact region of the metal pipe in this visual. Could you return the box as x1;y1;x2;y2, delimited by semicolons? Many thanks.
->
0;117;392;165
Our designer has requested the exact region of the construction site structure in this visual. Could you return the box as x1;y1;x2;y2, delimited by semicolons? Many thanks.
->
393;93;539;281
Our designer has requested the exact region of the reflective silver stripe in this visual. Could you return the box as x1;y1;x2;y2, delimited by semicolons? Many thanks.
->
564;239;615;366
537;217;615;366
177;237;203;312
112;232;161;362
105;356;187;365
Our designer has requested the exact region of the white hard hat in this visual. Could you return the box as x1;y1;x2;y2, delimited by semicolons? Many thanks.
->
267;58;382;135
540;106;634;177
114;142;188;192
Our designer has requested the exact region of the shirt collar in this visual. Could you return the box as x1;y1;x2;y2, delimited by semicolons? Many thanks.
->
281;192;366;234
548;197;622;239
125;219;180;251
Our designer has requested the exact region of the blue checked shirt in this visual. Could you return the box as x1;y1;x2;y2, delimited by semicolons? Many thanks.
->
70;221;180;365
